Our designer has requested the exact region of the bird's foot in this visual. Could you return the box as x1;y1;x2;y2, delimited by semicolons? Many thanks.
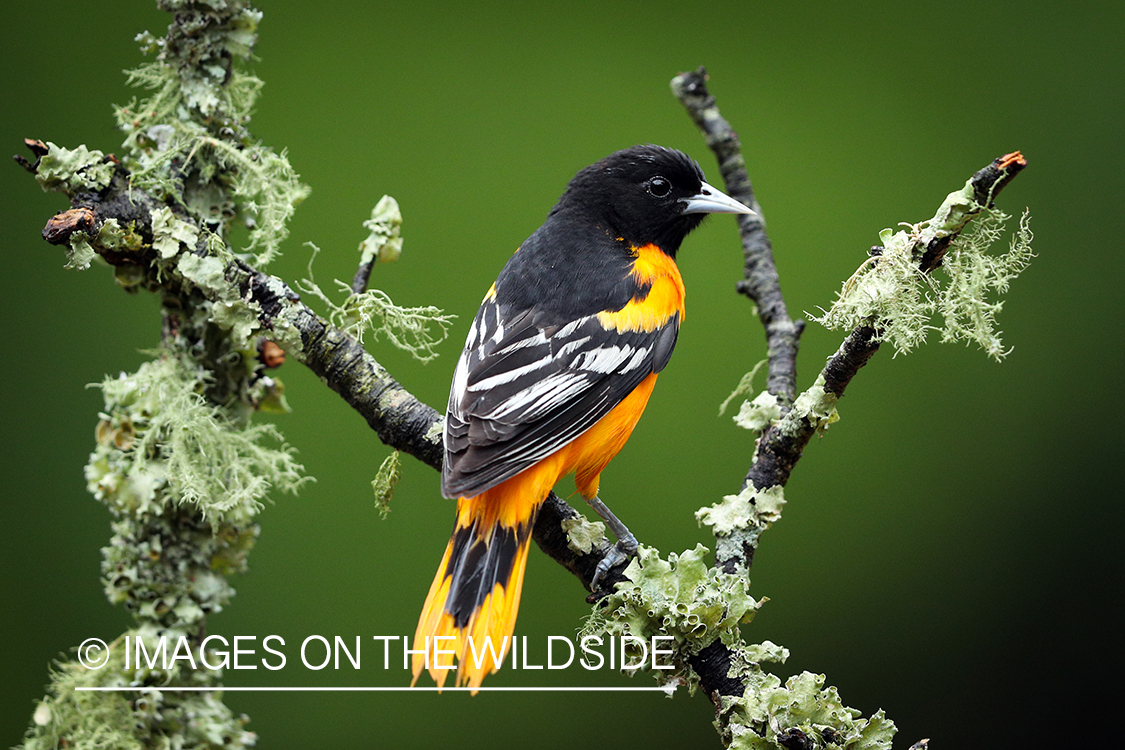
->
587;495;638;591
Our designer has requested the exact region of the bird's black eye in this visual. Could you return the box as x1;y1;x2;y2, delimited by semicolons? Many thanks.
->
647;176;672;198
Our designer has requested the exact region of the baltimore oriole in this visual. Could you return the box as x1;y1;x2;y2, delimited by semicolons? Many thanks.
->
412;145;753;690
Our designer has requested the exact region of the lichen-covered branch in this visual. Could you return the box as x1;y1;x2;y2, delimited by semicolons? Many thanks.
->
17;3;306;746
675;71;1028;577
812;153;1031;360
24;129;625;584
21;134;619;595
663;69;1031;748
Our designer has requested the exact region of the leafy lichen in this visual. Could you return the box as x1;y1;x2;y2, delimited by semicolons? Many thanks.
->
151;205;201;259
35;143;115;194
582;545;762;690
359;195;405;265
786;374;840;437
64;234;98;271
719;668;896;750
734;391;787;433
22;3;326;748
720;361;798;436
22;629;256;750
581;543;897;747
96;218;145;257
697;484;787;535
101;506;257;627
562;515;608;555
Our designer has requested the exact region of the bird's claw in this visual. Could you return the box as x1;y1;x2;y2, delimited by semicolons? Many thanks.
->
585;494;639;591
591;535;638;591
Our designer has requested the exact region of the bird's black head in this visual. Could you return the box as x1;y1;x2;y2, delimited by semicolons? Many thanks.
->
551;145;752;257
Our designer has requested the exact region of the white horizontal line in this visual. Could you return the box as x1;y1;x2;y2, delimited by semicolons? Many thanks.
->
75;686;666;692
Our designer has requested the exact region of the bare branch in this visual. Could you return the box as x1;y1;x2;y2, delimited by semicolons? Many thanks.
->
671;66;804;404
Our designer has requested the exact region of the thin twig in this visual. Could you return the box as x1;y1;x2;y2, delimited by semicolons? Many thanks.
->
351;259;375;295
671;67;804;404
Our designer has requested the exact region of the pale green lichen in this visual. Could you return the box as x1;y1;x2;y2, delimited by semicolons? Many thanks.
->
562;515;608;555
45;314;279;750
101;508;255;627
811;229;934;355
359;195;404;265
243;274;307;356
126;0;262;122
334;287;454;362
21;651;143;750
96;218;145;256
176;246;237;300
151;206;200;259
371;450;402;519
53;321;293;750
752;485;786;523
719;359;766;417
734;391;787;432
697;487;753;535
583;543;897;746
697;484;787;535
23;3;322;748
812;188;1033;359
21;629;256;750
211;299;263;350
583;545;761;689
785;374;840;437
300;244;455;362
938;208;1034;359
121;106;309;265
424;416;445;445
743;640;790;665
115;3;308;266
88;355;308;522
35;143;115;194
64;234;98;271
33;143;118;271
719;669;896;750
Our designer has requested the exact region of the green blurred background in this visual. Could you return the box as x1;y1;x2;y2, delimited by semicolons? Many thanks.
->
2;0;1120;747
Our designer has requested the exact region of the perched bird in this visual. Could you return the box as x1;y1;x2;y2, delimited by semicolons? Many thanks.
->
412;145;753;690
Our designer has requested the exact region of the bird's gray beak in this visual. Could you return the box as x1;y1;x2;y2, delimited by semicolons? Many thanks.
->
682;181;756;215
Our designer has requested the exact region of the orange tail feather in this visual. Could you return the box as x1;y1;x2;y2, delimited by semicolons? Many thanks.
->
412;491;538;692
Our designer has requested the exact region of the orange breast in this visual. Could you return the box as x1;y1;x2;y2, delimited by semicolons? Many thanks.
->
597;243;686;333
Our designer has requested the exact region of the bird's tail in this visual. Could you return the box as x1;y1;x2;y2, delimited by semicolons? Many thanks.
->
411;489;539;692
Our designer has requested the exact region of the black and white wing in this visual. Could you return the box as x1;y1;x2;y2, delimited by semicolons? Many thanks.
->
441;295;677;499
